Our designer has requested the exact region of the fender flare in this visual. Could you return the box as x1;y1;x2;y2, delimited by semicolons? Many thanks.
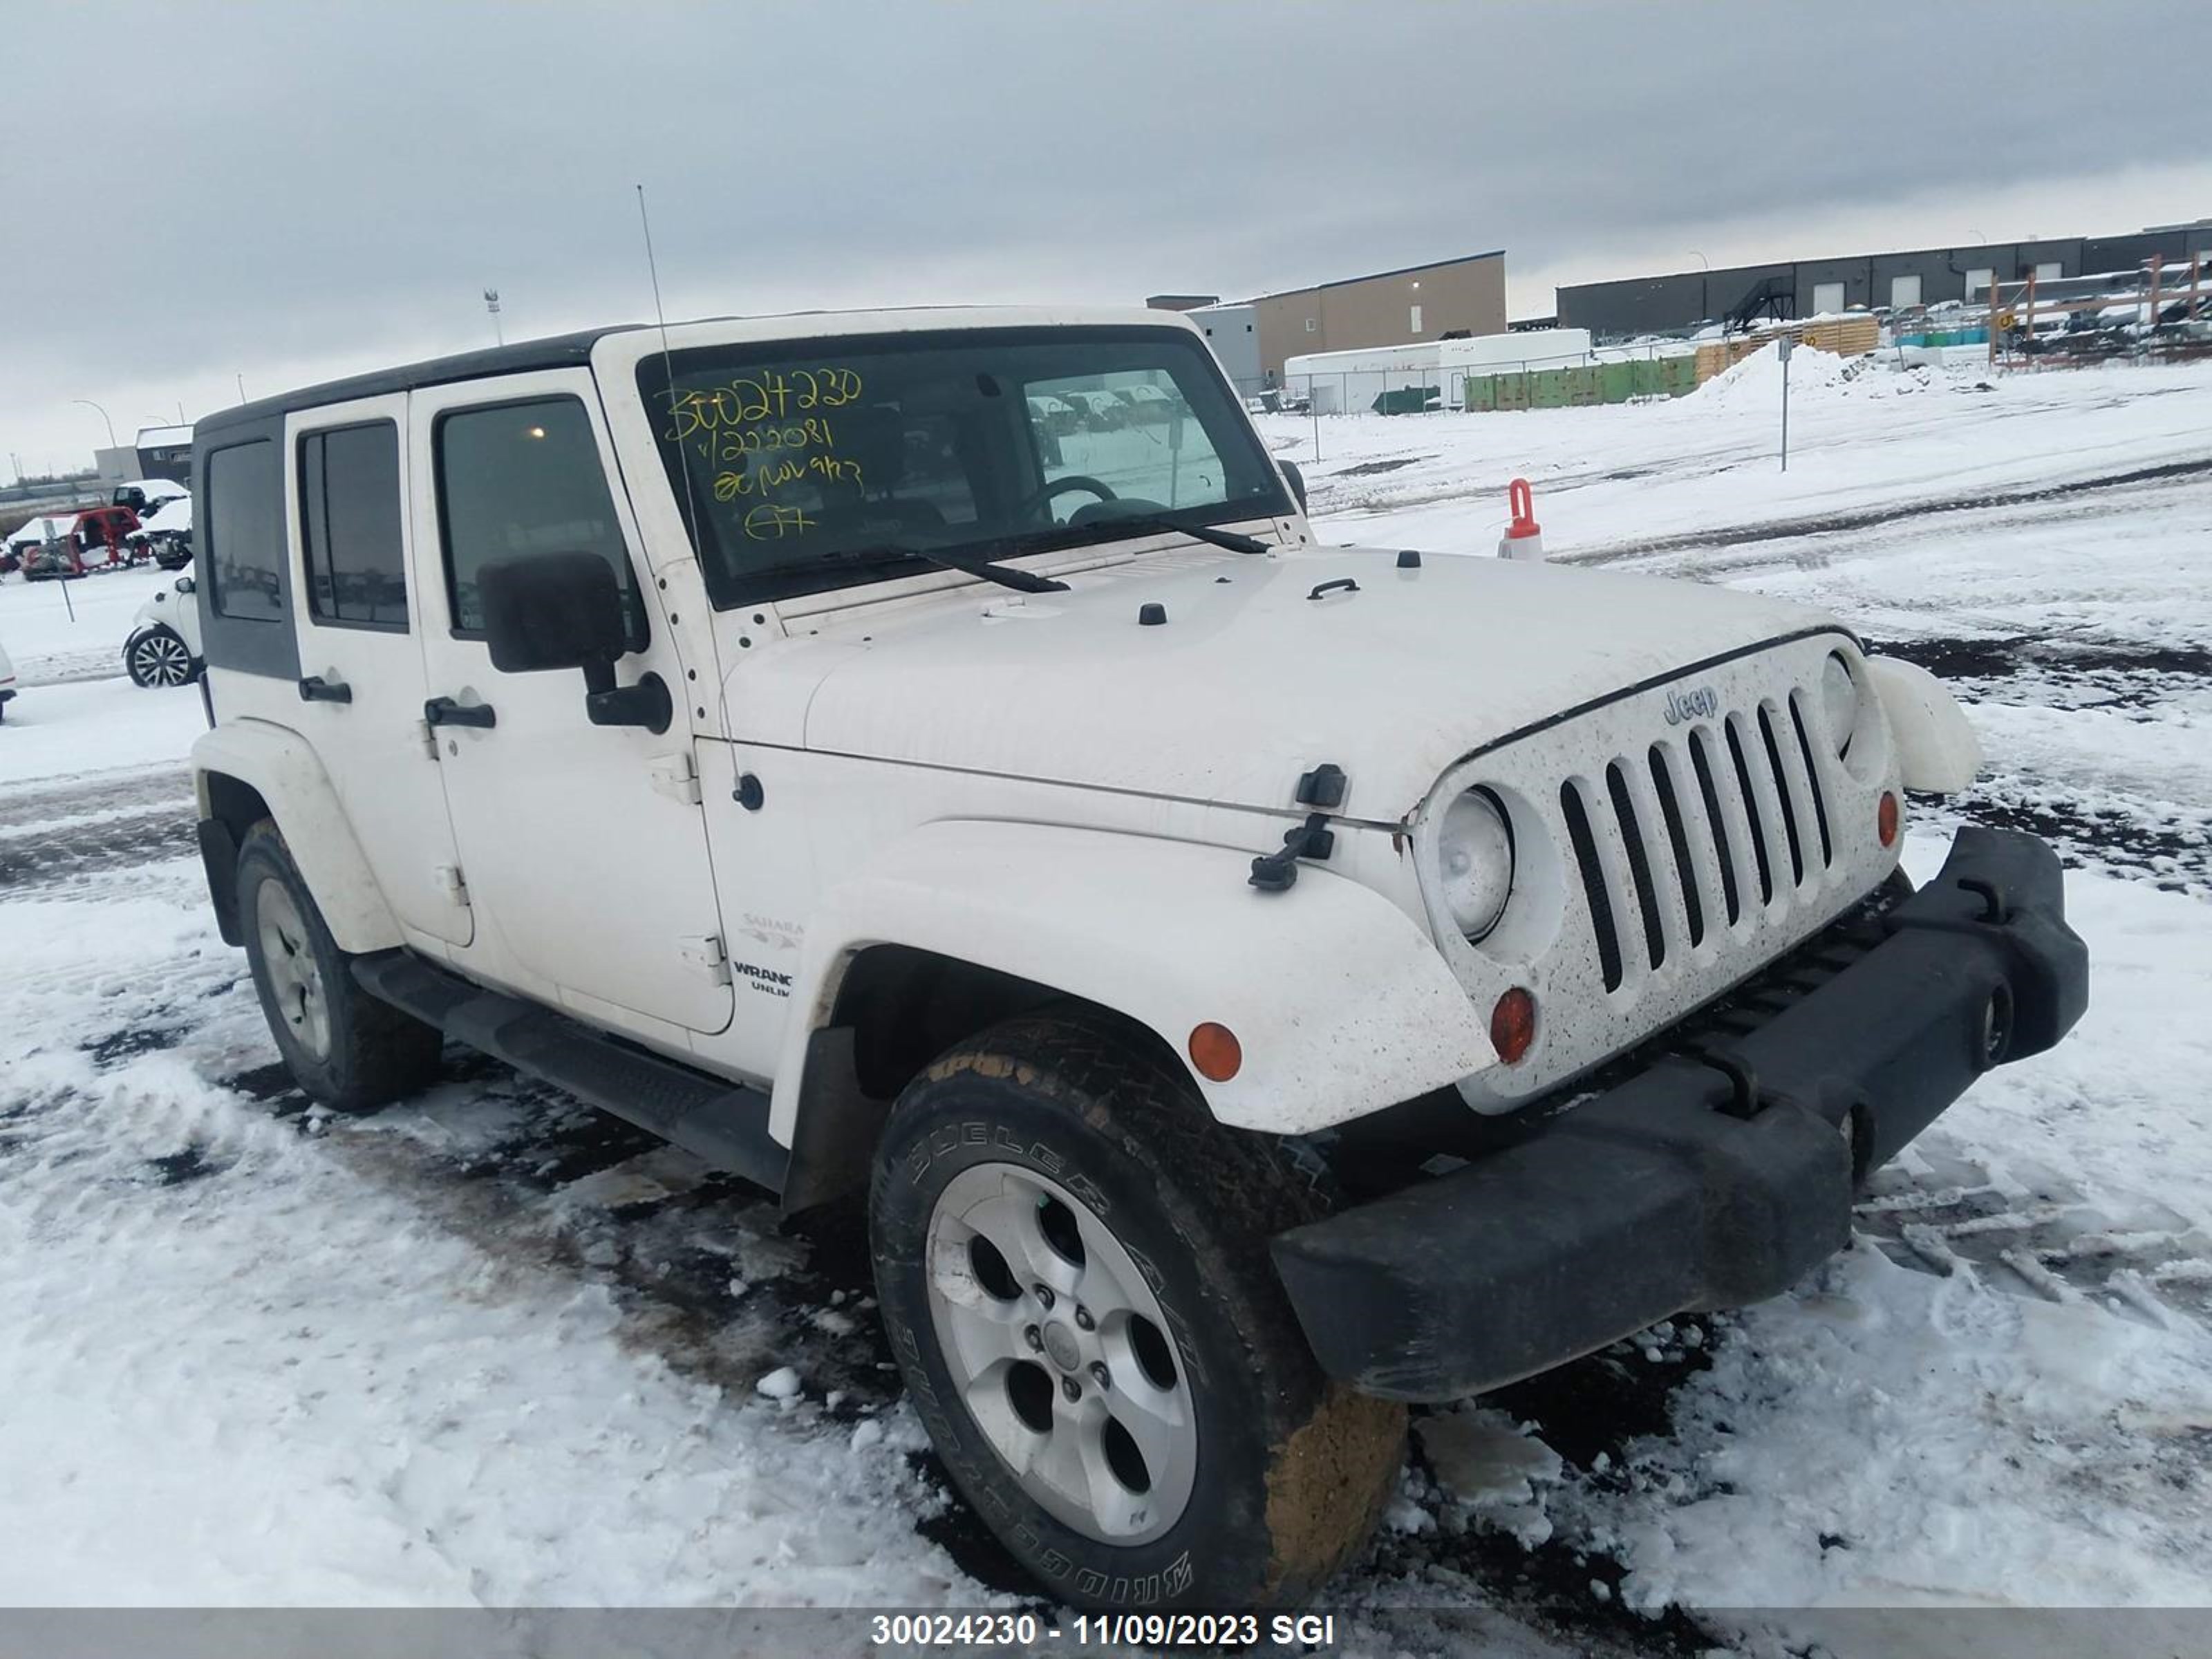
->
191;718;403;954
770;819;1494;1141
1865;656;1982;794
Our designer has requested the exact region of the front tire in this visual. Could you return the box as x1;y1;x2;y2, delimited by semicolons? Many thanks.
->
870;1011;1404;1610
237;821;442;1112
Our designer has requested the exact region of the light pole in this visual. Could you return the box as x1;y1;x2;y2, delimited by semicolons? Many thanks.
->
485;288;503;346
72;398;118;449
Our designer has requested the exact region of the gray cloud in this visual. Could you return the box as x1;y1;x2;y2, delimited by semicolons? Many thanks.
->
6;0;2207;469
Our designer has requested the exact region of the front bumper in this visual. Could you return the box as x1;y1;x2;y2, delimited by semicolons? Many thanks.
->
1271;826;2089;1403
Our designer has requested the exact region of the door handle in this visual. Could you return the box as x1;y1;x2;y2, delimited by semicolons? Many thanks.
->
424;695;496;729
298;675;353;704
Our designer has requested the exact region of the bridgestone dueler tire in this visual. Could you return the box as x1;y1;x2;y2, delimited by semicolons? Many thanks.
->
236;821;443;1112
869;1010;1405;1610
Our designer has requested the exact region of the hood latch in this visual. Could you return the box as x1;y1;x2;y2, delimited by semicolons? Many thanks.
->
1250;814;1337;892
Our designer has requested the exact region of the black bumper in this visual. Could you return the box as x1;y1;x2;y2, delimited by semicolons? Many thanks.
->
1271;826;2090;1403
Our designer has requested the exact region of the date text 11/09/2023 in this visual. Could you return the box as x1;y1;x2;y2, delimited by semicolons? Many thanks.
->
870;1612;1340;1649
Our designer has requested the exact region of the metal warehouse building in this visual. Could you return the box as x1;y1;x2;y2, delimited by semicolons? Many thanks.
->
1157;251;1509;388
1558;221;2212;339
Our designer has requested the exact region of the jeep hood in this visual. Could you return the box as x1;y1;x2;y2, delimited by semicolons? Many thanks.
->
767;547;1847;820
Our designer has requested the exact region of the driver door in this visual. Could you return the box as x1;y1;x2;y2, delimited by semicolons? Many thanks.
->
407;371;734;1040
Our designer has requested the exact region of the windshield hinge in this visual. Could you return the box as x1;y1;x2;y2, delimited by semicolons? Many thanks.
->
680;933;731;984
1295;762;1348;809
648;751;703;805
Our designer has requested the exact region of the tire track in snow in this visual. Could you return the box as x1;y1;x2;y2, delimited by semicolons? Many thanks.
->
1571;455;2212;563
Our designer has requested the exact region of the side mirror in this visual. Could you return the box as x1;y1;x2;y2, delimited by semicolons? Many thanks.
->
1279;460;1308;514
478;552;670;733
174;576;195;594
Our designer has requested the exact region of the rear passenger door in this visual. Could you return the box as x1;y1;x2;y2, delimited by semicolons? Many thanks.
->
286;395;473;948
408;371;733;1040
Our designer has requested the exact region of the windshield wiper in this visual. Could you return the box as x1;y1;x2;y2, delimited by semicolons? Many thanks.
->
826;542;1069;595
1065;512;1272;556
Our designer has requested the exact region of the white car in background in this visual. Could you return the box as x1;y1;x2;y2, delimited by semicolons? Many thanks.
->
122;565;203;688
0;630;15;721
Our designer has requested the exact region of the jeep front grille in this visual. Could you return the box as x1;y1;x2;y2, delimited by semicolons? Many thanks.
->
1416;632;1900;1112
1564;695;1840;993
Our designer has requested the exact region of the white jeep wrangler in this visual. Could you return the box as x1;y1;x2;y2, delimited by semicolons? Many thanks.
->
187;308;2088;1609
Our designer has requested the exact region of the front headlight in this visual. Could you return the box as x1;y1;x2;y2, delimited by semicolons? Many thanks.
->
1820;651;1860;757
1438;787;1515;941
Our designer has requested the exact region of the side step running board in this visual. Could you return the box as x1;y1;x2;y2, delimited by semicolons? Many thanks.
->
352;950;788;1195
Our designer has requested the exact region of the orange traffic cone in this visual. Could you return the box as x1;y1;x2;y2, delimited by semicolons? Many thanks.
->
1498;478;1544;561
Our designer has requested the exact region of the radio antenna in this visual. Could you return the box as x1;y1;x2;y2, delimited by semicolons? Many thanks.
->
636;183;700;541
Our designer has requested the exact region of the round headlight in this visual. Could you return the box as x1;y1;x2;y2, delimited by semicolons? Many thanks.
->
1820;651;1859;757
1438;787;1515;941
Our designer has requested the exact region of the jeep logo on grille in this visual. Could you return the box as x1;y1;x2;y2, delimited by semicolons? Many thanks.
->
1662;684;1719;726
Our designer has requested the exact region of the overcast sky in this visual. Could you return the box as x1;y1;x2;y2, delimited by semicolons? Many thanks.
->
5;0;2207;476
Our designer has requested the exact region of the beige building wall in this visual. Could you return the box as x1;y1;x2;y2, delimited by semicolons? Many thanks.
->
1250;254;1507;380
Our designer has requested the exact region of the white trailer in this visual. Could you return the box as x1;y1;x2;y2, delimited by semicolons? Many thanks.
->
1284;328;1597;412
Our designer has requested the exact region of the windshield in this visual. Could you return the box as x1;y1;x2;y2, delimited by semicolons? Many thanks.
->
635;324;1292;607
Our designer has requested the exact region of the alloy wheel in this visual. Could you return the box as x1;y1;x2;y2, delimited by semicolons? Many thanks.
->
133;632;193;687
255;880;331;1059
924;1162;1198;1546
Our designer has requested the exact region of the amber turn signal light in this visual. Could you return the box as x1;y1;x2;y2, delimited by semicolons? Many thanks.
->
1188;1022;1243;1082
1490;988;1537;1065
1877;791;1901;848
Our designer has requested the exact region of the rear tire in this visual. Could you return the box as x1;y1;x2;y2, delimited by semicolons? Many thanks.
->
869;1010;1404;1610
237;821;442;1112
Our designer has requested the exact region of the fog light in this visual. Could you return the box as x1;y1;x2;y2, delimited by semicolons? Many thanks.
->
1490;988;1537;1065
1188;1022;1242;1082
1877;791;1900;847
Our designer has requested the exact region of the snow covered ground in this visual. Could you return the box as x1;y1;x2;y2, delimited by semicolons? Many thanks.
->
2;350;2208;1653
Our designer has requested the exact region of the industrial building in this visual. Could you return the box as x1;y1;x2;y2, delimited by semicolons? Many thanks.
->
1186;303;1262;391
1557;222;2212;339
1156;250;1509;390
131;424;194;485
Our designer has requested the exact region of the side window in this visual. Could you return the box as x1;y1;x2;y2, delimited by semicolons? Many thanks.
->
299;421;407;629
205;440;285;622
434;397;644;644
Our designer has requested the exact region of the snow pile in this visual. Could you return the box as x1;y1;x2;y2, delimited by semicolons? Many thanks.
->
1691;341;1992;413
1691;341;1857;408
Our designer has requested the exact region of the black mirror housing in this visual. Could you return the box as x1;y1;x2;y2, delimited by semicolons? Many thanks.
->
476;552;671;734
1280;460;1308;514
478;552;630;674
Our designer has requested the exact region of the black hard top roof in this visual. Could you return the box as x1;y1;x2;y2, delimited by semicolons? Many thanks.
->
195;325;644;438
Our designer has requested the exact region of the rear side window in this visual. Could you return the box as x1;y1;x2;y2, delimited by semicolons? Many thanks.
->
204;440;284;622
433;396;644;644
299;422;407;629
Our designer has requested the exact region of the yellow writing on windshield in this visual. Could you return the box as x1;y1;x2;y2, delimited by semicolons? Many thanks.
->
664;368;864;440
659;368;868;538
